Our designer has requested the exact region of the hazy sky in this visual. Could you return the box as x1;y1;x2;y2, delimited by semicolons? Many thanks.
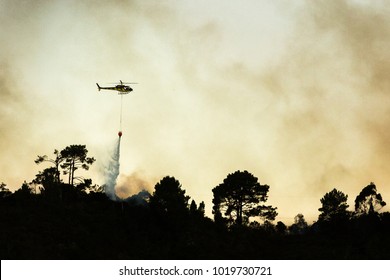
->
1;0;390;224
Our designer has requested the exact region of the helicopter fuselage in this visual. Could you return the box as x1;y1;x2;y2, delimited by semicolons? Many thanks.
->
96;83;133;94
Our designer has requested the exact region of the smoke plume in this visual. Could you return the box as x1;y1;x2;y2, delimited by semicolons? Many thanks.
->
2;0;390;222
116;172;153;199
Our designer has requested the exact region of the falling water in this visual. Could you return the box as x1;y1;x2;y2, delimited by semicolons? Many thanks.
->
104;137;121;200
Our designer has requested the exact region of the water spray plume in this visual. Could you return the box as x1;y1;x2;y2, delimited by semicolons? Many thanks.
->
104;137;121;200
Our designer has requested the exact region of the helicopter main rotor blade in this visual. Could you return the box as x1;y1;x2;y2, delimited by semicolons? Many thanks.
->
106;82;138;84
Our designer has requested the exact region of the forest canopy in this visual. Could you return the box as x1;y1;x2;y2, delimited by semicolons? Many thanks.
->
1;144;390;259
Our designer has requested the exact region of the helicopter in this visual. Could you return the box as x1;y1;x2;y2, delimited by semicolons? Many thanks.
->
96;80;136;94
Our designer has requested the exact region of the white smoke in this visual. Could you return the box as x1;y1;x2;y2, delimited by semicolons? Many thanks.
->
104;137;121;200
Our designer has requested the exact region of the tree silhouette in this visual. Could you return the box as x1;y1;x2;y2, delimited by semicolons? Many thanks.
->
289;213;308;235
13;181;34;200
35;149;62;183
355;182;386;216
212;170;277;227
148;176;192;253
125;189;151;206
60;145;95;186
276;221;287;234
149;176;190;218
77;178;103;194
0;182;11;199
318;188;349;222
189;199;206;218
33;167;61;198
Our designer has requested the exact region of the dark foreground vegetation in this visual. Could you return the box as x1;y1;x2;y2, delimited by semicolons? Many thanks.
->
1;145;390;259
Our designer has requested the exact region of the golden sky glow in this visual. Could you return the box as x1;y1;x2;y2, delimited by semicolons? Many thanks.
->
1;0;390;224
